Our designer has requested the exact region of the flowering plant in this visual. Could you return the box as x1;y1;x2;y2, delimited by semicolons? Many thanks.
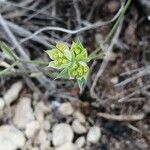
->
46;41;89;92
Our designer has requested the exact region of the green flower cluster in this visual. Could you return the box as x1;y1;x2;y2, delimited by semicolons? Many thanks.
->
69;62;89;79
46;41;89;91
46;42;71;69
71;42;88;62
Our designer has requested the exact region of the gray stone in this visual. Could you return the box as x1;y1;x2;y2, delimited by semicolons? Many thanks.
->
73;111;86;123
52;123;74;146
35;129;48;145
13;97;35;129
0;98;5;110
43;120;51;131
87;126;101;143
58;102;74;116
0;125;25;150
25;121;40;138
55;142;77;150
34;102;50;123
3;81;23;105
75;136;85;148
40;140;51;150
72;119;87;134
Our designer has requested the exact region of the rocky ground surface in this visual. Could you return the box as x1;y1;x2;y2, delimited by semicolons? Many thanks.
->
0;81;102;150
0;80;150;150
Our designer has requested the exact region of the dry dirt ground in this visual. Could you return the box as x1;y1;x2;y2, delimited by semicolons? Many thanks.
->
0;0;150;150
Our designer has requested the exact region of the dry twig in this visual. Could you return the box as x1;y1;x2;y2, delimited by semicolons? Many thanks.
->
97;112;145;121
118;85;150;102
116;67;150;87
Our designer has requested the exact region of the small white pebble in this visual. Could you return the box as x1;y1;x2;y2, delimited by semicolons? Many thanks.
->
55;142;77;150
37;129;47;143
34;102;51;123
75;136;85;148
87;126;101;143
110;76;119;84
47;133;52;141
3;81;23;105
73;111;86;123
58;102;74;116
40;140;50;150
72;120;87;134
25;121;40;139
52;123;74;146
30;148;39;150
0;98;5;110
13;97;35;129
107;1;119;13
43;120;51;131
34;129;48;145
0;0;6;4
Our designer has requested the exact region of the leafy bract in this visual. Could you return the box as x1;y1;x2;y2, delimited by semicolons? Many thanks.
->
77;78;86;93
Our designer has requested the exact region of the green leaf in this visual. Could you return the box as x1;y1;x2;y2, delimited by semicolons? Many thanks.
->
0;41;18;61
48;61;61;69
56;67;69;79
77;78;86;93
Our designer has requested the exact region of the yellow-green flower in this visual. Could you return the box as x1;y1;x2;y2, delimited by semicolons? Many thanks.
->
46;42;72;69
71;41;88;62
69;62;89;79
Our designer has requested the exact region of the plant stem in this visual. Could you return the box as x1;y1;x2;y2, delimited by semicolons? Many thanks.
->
0;69;57;78
103;0;132;44
0;60;20;76
0;59;49;77
19;59;49;66
89;0;132;60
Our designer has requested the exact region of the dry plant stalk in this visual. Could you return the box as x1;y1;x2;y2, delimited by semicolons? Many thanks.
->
97;112;145;121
